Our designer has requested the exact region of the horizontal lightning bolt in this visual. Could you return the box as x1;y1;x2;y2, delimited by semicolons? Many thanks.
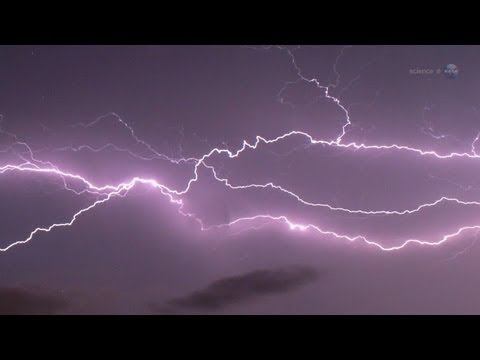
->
2;46;480;255
208;214;480;252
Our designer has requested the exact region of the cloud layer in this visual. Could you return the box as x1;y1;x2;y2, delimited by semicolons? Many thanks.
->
0;286;69;315
155;265;321;312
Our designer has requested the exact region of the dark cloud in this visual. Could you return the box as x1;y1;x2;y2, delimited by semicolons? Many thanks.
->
153;265;321;312
0;286;70;315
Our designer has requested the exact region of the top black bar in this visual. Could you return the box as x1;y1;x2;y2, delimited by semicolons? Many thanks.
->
1;7;478;45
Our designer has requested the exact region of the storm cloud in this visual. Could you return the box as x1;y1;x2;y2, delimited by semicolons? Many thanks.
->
0;286;70;315
154;265;321;312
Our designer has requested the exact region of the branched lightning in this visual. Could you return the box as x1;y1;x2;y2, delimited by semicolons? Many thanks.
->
2;45;480;254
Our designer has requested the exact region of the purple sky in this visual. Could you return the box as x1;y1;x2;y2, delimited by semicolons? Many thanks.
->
1;45;480;314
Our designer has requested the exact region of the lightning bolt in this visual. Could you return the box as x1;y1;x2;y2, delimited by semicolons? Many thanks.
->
1;45;480;254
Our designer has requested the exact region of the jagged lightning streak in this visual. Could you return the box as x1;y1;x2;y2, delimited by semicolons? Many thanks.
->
3;119;480;253
0;162;211;252
207;214;480;252
0;192;118;252
71;112;198;165
204;164;480;216
3;45;480;254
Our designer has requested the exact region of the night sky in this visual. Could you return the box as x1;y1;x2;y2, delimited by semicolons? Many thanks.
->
1;45;480;314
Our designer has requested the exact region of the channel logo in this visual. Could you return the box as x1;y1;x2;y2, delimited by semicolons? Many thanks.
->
443;64;459;79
